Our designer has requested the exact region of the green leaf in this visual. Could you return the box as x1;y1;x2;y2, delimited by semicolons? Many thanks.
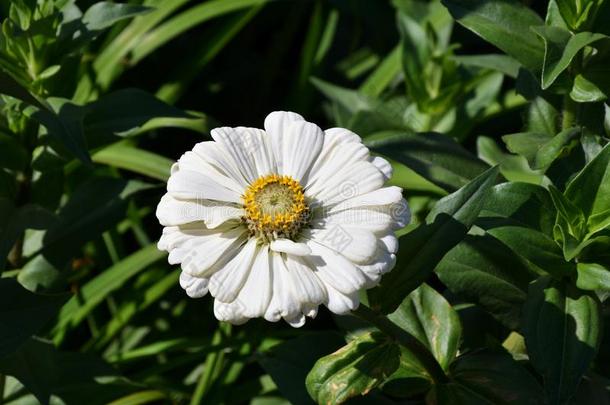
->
0;133;28;171
482;224;575;277
436;234;534;329
565;143;610;226
0;199;57;270
366;130;489;192
527;96;559;136
477;136;544;184
34;177;152;268
441;0;545;71
85;89;207;143
259;332;345;405
549;185;586;241
0;279;65;359
52;244;166;344
381;346;432;398
388;283;461;370
453;54;521;78
129;0;269;64
306;332;400;405
369;166;499;313
571;74;607;102
503;128;580;171
532;26;607;89
82;2;152;31
479;182;556;234
92;142;173;182
31;98;90;164
0;338;133;405
523;276;602;404
576;262;610;292
449;350;544;404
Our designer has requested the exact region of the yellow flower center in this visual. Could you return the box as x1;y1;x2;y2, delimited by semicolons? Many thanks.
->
242;174;309;242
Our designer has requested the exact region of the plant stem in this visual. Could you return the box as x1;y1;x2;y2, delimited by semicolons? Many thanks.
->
352;304;448;384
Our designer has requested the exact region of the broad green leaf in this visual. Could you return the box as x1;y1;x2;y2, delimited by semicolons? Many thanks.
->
523;276;602;404
477;136;544;184
555;0;607;32
549;185;586;241
571;74;607;102
381;346;432;398
52;244;165;344
453;54;520;78
306;332;400;405
31;99;90;164
565;143;610;225
32;177;153;268
436;234;534;329
82;2;151;31
531;26;607;89
388;283;461;370
576;262;610;292
482;224;575;277
85;89;207;144
259;332;344;405
92;142;173;182
369;166;499;313
448;350;544;404
0;199;57;270
0;338;134;405
0;279;65;359
527;96;559;136
441;0;544;71
479;182;555;234
0;133;28;171
503;128;580;171
366;130;489;192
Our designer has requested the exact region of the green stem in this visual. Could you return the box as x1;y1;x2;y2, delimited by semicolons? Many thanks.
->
352;304;448;384
190;323;231;405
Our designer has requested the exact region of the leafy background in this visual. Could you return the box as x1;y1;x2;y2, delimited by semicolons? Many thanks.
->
1;0;610;404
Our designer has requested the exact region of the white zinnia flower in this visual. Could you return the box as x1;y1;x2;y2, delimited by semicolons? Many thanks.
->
156;111;409;327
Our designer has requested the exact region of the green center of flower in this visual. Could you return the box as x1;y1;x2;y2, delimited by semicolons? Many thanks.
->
242;174;309;242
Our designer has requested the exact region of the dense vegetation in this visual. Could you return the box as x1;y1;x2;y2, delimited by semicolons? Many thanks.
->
1;0;610;404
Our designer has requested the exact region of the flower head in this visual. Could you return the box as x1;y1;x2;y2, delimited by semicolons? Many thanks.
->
156;111;410;327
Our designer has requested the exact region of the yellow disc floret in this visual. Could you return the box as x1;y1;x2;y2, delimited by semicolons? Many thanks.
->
242;174;309;242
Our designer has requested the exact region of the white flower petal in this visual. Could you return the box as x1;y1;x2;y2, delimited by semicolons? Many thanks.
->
306;127;363;187
214;300;249;325
179;272;209;298
327;186;403;212
234;247;272;318
167;169;242;203
208;238;258;302
325;286;359;315
304;240;367;294
264;111;304;174
279;120;324;182
270;239;311;256
307;161;384;206
284;255;327;308
370;156;393;181
358;250;397;287
192;142;250;188
265;252;300;322
304;227;377;264
176;150;244;193
306;142;370;194
379;232;398;254
156;194;243;228
211;127;267;184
